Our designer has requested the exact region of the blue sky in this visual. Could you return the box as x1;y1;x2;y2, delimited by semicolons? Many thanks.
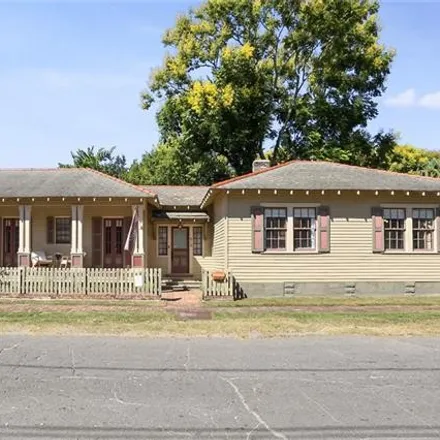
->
0;0;438;168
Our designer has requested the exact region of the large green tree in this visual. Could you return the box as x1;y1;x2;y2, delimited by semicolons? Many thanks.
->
59;146;128;179
387;145;440;177
126;139;232;185
143;0;395;176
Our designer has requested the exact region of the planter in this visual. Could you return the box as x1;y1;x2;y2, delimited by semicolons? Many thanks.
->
212;270;226;282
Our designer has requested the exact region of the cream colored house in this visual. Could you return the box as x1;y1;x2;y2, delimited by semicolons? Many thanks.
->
4;161;440;296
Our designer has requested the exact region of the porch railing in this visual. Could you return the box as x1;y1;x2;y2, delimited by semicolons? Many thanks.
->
0;267;162;296
201;269;235;298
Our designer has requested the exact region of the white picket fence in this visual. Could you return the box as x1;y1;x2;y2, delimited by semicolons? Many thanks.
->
201;269;235;297
0;267;162;296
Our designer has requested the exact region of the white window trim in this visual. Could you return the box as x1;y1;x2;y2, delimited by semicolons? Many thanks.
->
380;204;438;253
260;203;321;253
54;216;71;245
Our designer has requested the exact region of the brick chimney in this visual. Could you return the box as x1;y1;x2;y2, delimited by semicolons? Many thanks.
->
252;160;271;173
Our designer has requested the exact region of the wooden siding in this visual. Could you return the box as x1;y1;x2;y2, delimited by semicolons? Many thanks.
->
211;193;227;269
226;191;440;282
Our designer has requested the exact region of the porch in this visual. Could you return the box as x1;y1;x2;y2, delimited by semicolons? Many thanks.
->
0;201;147;269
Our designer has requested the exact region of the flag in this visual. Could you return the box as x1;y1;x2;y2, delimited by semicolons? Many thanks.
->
124;207;139;252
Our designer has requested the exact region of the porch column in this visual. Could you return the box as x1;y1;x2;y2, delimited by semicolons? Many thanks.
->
70;205;84;267
132;205;145;268
18;205;31;266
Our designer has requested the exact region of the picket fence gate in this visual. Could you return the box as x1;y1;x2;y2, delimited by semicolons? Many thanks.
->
0;267;162;296
201;269;235;297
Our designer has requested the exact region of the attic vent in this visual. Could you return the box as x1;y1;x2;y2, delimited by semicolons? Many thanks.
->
252;160;271;173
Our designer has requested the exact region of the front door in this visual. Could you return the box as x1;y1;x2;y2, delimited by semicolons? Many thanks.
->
3;219;19;267
103;219;124;268
172;227;189;274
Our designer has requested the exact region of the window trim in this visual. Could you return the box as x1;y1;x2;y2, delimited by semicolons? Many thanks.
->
192;226;204;256
264;207;288;251
380;204;438;253
157;225;169;257
261;203;320;254
54;216;71;245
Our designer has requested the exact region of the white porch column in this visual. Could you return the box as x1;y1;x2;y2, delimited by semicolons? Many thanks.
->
132;205;145;268
71;205;78;254
18;205;31;266
70;205;84;267
77;205;84;254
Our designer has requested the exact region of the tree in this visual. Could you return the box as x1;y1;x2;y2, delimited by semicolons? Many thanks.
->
59;146;128;179
125;139;232;185
143;0;395;176
387;145;440;177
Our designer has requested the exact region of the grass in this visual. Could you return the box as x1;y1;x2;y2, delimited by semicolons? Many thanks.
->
0;298;162;307
1;307;440;337
204;295;440;308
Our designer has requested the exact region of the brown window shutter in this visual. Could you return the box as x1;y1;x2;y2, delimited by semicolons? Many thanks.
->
318;206;330;253
123;216;132;267
251;206;265;253
372;207;384;253
92;217;103;267
47;217;54;244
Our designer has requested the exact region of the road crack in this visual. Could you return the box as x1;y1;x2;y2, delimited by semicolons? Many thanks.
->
221;377;287;440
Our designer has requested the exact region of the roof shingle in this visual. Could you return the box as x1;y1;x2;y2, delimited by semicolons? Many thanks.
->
0;168;153;198
214;161;440;191
141;186;209;206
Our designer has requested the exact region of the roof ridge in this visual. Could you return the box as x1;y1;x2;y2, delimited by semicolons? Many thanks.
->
84;168;156;197
0;167;78;172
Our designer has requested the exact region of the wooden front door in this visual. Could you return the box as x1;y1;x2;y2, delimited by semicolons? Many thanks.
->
3;219;19;267
103;219;124;268
172;227;189;274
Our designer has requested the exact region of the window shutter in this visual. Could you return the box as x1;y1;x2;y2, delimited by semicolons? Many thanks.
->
372;207;384;253
318;206;330;253
436;208;440;253
47;217;54;244
251;206;265;253
123;216;132;267
92;217;103;267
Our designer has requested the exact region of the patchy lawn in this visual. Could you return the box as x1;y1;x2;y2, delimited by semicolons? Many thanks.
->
1;298;440;337
204;295;440;308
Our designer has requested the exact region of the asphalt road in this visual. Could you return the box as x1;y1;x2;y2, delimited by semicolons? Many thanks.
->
0;335;439;439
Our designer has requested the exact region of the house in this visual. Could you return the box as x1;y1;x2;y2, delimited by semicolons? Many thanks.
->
3;161;440;296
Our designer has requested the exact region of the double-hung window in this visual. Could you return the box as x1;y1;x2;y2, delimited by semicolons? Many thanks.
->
158;226;168;256
55;218;71;244
265;208;287;250
413;208;435;251
293;208;316;250
383;208;405;250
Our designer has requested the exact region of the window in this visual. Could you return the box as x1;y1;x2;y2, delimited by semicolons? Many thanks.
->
413;208;435;251
158;226;168;256
293;208;316;250
383;208;405;250
55;218;71;244
265;208;287;250
193;227;203;256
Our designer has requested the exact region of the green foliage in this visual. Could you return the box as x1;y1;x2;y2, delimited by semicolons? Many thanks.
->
125;139;232;185
143;0;396;176
387;145;440;177
59;146;128;179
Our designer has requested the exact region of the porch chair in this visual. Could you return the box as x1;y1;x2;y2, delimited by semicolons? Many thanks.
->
31;251;53;267
60;256;71;268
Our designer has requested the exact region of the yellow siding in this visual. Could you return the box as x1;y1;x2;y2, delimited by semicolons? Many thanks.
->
226;191;440;282
209;193;227;270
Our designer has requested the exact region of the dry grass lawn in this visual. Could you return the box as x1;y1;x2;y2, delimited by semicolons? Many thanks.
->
1;297;440;337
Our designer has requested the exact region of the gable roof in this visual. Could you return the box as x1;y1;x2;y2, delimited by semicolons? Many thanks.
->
141;185;209;206
0;168;154;198
213;161;440;192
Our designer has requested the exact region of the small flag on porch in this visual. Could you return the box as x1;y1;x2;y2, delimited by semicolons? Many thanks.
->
124;207;139;252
